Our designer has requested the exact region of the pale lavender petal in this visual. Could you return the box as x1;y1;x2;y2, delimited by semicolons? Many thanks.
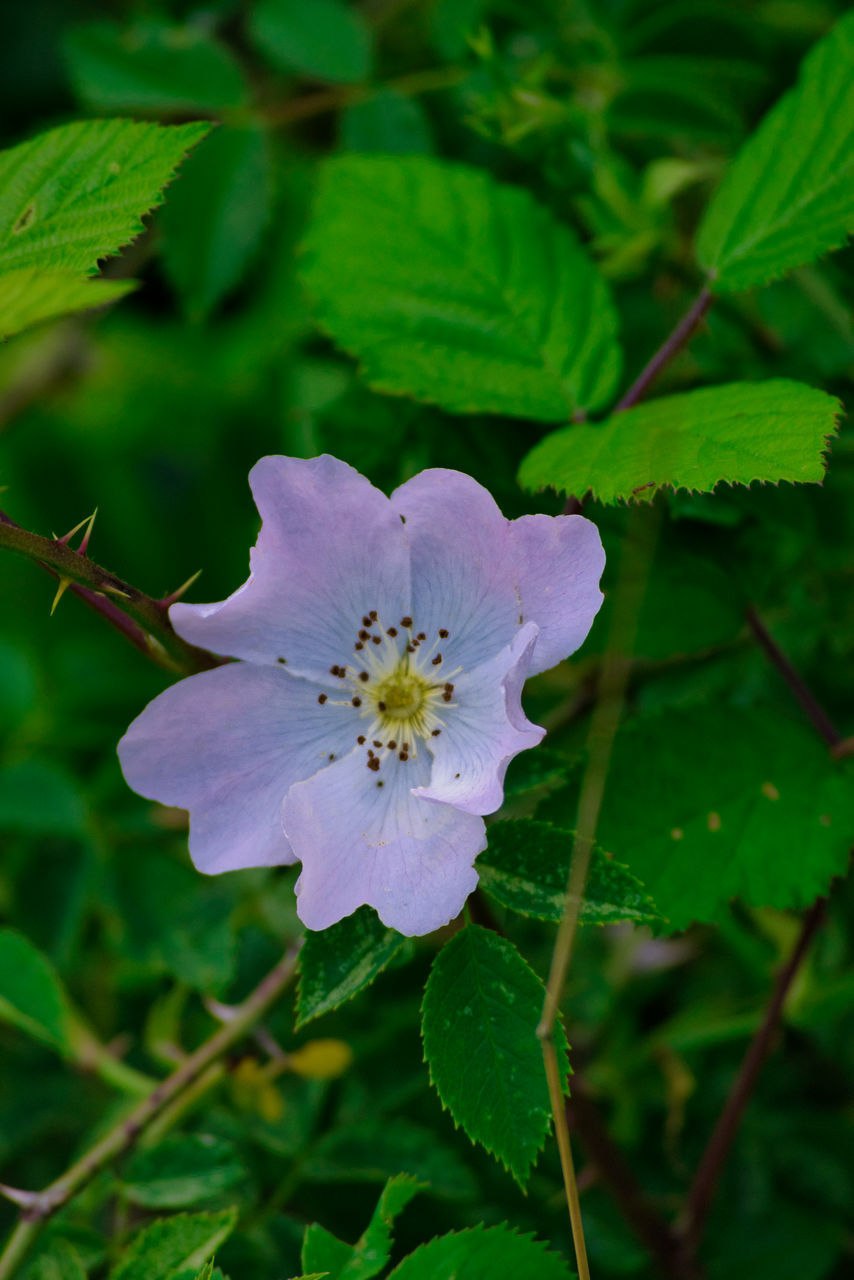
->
171;455;410;680
390;469;520;672
510;513;605;675
414;622;544;815
118;663;361;874
284;749;486;935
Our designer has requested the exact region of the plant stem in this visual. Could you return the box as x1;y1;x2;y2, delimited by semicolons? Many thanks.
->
0;509;220;675
0;943;301;1280
615;287;714;412
676;898;827;1259
539;504;661;1275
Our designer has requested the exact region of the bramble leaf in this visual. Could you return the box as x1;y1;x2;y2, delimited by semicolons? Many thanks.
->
0;118;210;276
122;1135;246;1209
302;1175;421;1280
697;12;854;291
108;1208;238;1280
594;704;854;930
480;820;661;927
0;267;134;339
297;906;406;1028
386;1224;574;1280
0;929;71;1051
301;155;621;421
421;926;566;1184
518;380;839;503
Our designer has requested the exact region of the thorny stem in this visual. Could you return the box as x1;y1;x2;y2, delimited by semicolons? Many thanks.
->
0;509;221;675
615;286;714;412
0;943;302;1280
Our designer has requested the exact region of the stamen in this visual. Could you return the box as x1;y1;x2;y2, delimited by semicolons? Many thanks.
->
432;654;442;665
439;629;449;638
368;757;380;772
352;696;362;707
318;694;327;704
359;671;370;682
400;616;413;628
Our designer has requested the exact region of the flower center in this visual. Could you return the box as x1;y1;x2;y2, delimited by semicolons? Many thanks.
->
374;670;428;721
316;609;460;782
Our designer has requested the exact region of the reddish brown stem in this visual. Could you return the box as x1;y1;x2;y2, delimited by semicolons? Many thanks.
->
745;606;842;748
615;287;714;412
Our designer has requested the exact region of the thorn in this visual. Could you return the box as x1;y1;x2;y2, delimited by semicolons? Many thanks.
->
204;997;240;1024
50;577;72;615
832;736;854;760
56;507;97;550
77;507;98;556
162;569;202;606
100;583;131;599
0;1184;40;1210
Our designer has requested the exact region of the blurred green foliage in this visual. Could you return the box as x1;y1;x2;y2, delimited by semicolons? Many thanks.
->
1;1;854;1278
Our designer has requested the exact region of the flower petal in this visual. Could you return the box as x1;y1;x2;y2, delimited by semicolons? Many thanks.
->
118;662;360;874
284;749;486;935
171;455;410;679
510;512;605;675
414;622;544;815
390;469;520;672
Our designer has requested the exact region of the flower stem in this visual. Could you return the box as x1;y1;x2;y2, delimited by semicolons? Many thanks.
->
0;509;220;675
0;942;302;1280
745;606;842;749
615;286;714;412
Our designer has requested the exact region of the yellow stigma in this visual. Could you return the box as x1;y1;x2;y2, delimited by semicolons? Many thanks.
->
375;670;428;720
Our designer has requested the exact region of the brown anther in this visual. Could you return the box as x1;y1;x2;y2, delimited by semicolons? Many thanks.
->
442;691;452;702
399;752;409;762
277;656;287;664
352;696;362;707
329;665;340;676
432;654;442;665
387;627;398;637
357;735;366;744
388;740;397;749
318;694;327;704
359;629;370;640
417;632;426;641
359;671;370;682
355;642;364;650
328;753;335;760
367;757;380;772
431;729;442;736
373;740;383;748
378;701;387;712
372;635;382;645
369;611;378;620
362;616;372;627
400;616;413;628
377;780;384;787
439;629;449;638
406;644;415;654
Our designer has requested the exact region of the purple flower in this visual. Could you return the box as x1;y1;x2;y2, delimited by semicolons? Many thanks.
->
118;456;605;936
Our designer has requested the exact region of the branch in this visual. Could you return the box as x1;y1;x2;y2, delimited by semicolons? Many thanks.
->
0;942;302;1280
0;509;221;675
615;286;714;412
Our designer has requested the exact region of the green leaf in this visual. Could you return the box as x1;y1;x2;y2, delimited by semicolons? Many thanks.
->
502;748;569;800
479;820;661;927
25;1239;88;1280
697;12;854;291
249;0;372;84
0;929;71;1051
159;125;273;321
421;926;566;1183
297;906;406;1028
0;267;134;339
386;1224;574;1280
594;704;854;930
0;759;87;835
63;21;249;114
122;1135;246;1209
302;1175;421;1280
301;155;621;421
518;380;839;504
108;1208;238;1280
0;119;210;276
